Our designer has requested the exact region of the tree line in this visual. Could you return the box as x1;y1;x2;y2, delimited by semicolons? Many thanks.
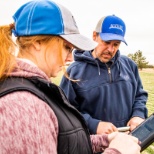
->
127;50;154;70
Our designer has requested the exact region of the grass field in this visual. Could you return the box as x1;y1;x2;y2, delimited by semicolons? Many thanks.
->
139;70;154;154
52;69;154;154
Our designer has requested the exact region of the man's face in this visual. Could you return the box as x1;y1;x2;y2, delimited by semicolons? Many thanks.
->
92;32;121;63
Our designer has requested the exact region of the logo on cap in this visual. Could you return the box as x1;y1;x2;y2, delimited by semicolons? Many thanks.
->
109;24;123;32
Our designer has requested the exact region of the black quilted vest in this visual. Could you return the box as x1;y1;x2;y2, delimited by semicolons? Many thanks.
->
0;77;93;154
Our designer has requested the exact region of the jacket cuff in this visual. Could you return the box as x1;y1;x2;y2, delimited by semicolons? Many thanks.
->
90;134;109;153
88;118;100;134
132;109;148;119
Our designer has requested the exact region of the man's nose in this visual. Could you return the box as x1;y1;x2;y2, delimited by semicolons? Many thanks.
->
107;44;115;52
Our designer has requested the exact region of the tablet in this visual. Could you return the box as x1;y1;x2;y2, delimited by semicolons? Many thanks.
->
130;113;154;151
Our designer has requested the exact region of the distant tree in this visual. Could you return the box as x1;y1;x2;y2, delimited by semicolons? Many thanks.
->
128;50;149;70
128;53;136;62
146;64;154;69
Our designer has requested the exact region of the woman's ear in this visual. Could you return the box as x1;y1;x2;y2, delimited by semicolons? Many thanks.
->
33;41;41;51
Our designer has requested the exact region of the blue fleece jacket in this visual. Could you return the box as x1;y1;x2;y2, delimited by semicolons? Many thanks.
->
60;50;148;134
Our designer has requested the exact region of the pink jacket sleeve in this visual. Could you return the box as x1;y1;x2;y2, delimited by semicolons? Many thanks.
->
90;134;121;154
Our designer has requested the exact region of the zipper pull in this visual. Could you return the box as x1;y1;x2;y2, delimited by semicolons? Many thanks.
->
108;67;111;74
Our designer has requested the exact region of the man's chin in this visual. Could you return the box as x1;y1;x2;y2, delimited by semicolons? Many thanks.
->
100;58;110;63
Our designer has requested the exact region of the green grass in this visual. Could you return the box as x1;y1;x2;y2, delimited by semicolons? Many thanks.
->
52;69;154;154
139;71;154;154
139;71;154;116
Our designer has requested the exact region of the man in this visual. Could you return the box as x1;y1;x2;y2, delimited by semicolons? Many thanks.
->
60;15;148;135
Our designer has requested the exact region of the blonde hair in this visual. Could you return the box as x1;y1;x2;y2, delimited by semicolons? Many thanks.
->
0;24;16;80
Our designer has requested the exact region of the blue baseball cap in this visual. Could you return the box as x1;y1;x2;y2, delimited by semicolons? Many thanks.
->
12;0;97;50
95;15;127;45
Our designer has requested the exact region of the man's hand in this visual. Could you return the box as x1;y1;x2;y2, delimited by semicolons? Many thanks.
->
127;117;145;131
96;121;118;134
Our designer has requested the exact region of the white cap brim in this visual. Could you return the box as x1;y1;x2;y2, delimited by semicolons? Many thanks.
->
61;34;98;51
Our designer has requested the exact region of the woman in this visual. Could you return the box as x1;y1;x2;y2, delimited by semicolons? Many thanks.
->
0;0;140;154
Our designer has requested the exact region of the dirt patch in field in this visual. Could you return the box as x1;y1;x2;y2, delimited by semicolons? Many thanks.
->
139;68;154;73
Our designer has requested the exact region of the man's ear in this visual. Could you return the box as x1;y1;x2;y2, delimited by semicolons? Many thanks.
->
93;31;97;41
33;41;41;51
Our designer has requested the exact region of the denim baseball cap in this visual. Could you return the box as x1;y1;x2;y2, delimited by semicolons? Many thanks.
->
12;0;97;50
95;15;127;45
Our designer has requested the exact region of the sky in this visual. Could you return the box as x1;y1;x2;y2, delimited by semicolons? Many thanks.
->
0;0;153;65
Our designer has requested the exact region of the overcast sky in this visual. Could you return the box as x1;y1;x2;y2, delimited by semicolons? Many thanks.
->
0;0;153;64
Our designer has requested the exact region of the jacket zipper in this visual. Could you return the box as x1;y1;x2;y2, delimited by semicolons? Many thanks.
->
105;64;112;83
108;67;112;83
